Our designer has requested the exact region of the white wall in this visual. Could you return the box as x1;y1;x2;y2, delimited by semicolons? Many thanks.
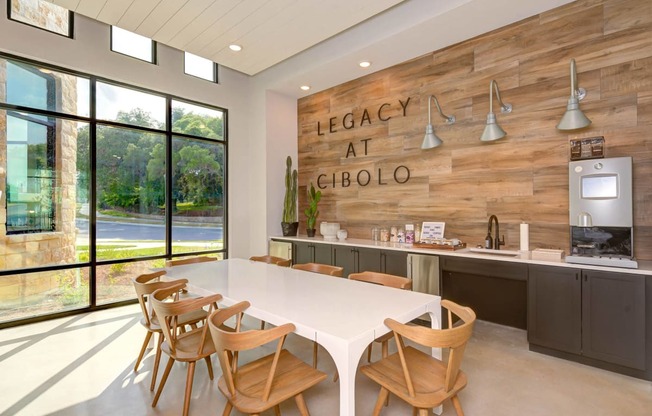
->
0;4;255;258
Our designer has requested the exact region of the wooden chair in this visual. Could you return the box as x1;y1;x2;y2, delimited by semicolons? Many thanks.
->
292;262;343;277
349;271;412;363
150;282;223;416
292;262;344;368
249;255;292;267
132;271;208;391
360;300;476;416
208;301;327;416
165;255;219;267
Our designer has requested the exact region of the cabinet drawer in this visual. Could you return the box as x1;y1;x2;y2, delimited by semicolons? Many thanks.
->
441;256;527;280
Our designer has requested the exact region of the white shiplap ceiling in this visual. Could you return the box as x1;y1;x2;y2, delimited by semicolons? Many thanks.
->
48;0;406;76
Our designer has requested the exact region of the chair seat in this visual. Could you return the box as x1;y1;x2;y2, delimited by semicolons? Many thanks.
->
218;349;327;414
161;328;216;362
361;346;467;409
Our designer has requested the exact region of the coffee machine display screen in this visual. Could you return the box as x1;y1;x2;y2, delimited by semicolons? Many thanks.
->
581;174;618;199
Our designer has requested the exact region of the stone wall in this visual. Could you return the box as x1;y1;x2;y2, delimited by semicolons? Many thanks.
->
0;59;79;306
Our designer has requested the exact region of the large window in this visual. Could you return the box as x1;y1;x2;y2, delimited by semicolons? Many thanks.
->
8;0;73;38
0;54;227;325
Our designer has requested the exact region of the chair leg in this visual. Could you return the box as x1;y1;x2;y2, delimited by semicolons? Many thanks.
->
260;320;266;330
204;356;214;380
418;409;429;416
451;394;465;416
274;404;282;416
150;333;164;391
182;361;197;416
313;341;318;368
381;340;389;358
333;370;339;382
134;331;153;371
367;344;373;362
295;393;310;416
412;408;418;416
372;387;389;416
152;357;175;407
222;401;233;416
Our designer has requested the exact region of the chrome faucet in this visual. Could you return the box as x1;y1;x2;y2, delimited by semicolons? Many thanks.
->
485;215;505;250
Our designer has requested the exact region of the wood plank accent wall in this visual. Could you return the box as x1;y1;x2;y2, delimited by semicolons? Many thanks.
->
297;0;652;260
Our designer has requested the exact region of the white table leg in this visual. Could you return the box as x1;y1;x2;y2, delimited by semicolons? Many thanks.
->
317;334;371;416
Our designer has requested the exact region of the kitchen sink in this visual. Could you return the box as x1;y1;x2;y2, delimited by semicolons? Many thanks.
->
468;248;522;257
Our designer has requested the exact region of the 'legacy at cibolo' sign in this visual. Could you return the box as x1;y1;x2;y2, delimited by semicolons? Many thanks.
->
314;97;412;189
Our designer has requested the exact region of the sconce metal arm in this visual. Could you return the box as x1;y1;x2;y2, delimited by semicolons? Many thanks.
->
427;95;455;125
569;58;586;101
489;80;512;114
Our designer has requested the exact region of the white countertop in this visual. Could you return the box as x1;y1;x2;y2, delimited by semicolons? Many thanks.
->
272;235;652;275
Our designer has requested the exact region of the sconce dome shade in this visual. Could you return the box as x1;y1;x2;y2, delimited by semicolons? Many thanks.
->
557;97;592;130
421;124;443;149
480;112;506;142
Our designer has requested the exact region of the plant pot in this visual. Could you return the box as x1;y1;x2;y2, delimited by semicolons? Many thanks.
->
306;228;316;237
281;222;299;236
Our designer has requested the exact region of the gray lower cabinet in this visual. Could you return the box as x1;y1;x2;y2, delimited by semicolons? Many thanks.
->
332;245;407;277
581;269;646;370
381;249;409;277
528;264;646;371
441;256;528;329
293;241;332;265
528;265;581;353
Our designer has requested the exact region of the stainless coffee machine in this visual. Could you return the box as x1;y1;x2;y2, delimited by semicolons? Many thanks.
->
566;156;638;268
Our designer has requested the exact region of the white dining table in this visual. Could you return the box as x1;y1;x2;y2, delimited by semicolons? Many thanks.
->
164;257;441;416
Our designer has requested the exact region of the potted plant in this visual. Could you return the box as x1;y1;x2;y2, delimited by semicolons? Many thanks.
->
304;182;321;237
281;156;299;236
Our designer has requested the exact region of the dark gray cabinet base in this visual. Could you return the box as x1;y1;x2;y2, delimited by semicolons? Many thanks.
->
441;257;527;330
528;264;650;381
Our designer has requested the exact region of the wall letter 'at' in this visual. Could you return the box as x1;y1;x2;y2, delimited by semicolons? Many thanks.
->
361;138;371;155
345;142;356;158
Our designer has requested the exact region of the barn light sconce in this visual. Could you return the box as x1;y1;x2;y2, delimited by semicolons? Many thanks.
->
421;95;455;149
557;58;591;130
480;80;512;142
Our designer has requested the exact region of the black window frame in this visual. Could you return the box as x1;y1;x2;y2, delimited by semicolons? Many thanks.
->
110;25;157;64
183;52;219;84
7;0;74;39
0;52;228;329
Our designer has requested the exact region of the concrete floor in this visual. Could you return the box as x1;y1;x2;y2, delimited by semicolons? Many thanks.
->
1;304;651;415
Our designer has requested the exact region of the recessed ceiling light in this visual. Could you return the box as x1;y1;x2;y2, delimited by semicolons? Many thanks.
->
359;61;371;68
300;85;311;91
229;44;242;52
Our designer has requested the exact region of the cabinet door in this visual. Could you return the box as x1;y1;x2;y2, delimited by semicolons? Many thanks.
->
442;257;527;329
293;242;313;264
381;250;408;277
582;270;646;370
332;245;356;278
313;242;332;265
357;247;382;273
528;265;581;354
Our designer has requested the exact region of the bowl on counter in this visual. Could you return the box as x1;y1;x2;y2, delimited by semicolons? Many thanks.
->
320;222;340;240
